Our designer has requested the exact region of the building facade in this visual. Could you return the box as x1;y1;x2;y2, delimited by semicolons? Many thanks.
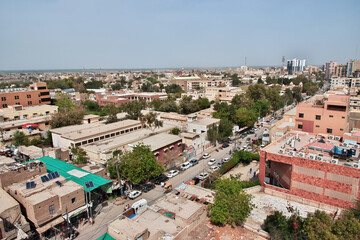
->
287;58;306;75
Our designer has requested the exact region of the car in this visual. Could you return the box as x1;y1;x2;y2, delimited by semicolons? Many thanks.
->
180;162;191;171
222;143;229;148
260;144;265;148
223;157;230;162
249;129;255;134
189;159;199;166
198;172;209;180
202;153;211;159
191;177;200;185
241;133;247;138
209;165;219;172
141;184;155;193
151;174;169;185
166;170;179;178
128;190;142;199
208;158;216;165
217;161;224;167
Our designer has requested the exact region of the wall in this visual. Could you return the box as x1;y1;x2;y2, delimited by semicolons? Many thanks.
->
0;164;47;189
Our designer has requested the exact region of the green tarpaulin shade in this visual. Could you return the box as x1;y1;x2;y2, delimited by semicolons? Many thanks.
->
29;156;112;192
96;232;115;240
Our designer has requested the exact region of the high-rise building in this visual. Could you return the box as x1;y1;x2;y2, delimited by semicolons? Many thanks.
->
287;58;306;75
325;61;338;79
346;60;360;77
334;64;347;77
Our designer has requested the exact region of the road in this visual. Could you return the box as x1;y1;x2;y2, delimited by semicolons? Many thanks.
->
76;127;264;240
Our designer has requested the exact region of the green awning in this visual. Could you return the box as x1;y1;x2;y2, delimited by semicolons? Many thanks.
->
96;232;115;240
30;156;112;192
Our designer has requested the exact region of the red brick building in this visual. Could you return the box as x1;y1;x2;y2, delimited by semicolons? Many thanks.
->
259;131;360;208
0;82;51;108
96;92;168;107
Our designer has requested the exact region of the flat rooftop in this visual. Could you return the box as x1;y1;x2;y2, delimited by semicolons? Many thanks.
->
0;115;51;128
52;119;141;141
189;118;220;126
263;131;360;167
129;133;181;151
181;185;215;204
0;188;18;214
82;124;175;153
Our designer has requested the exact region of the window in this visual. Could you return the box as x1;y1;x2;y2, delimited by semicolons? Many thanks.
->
299;113;304;118
28;101;32;105
14;96;19;100
27;94;31;98
71;198;76;203
2;104;7;108
45;111;50;115
315;115;321;120
342;116;345;119
316;125;320;127
49;205;55;215
1;97;6;101
329;115;333;118
298;124;303;129
327;128;333;134
340;128;344;131
16;102;20;105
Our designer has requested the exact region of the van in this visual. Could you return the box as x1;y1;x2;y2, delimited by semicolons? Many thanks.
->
131;198;148;214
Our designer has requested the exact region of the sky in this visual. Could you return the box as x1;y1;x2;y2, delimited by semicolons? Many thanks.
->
0;0;360;70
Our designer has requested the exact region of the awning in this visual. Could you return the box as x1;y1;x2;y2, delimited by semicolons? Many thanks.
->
344;139;357;145
175;183;187;192
62;203;92;220
22;123;39;128
96;233;115;240
36;216;65;234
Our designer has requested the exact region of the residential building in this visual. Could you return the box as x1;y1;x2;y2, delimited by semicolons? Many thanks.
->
96;92;168;108
287;58;306;75
334;64;347;77
170;76;230;92
259;131;360;208
295;94;349;136
269;107;297;142
0;188;30;240
205;86;245;102
346;60;360;77
50;119;143;149
0;82;51;109
0;105;58;122
331;77;360;88
325;61;337;80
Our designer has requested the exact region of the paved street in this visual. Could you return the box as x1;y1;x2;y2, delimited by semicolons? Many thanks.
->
76;127;264;240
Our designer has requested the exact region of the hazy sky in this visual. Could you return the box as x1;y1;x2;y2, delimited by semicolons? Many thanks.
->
1;0;359;70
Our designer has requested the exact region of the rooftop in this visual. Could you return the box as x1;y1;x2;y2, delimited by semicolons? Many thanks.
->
263;131;360;168
188;118;220;126
0;188;18;214
108;218;148;240
181;185;215;204
129;132;181;151
0;115;51;129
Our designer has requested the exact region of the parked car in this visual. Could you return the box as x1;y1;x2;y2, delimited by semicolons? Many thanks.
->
208;158;216;165
128;190;142;199
202;153;211;159
166;170;179;178
180;162;191;171
141;184;155;193
189;159;199;166
151;174;169;185
249;129;255;134
198;172;209;180
191;177;200;185
223;157;230;162
260;144;265;148
222;143;229;148
217;161;224;167
209;165;219;172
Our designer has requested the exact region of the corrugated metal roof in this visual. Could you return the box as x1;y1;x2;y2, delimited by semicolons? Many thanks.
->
32;156;112;192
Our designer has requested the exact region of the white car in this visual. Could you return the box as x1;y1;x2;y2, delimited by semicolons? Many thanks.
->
180;162;191;171
166;170;179;178
208;158;216;165
128;190;142;199
202;153;211;159
209;166;219;172
198;172;209;180
223;157;230;162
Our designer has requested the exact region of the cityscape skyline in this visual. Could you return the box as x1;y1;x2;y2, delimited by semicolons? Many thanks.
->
0;0;360;70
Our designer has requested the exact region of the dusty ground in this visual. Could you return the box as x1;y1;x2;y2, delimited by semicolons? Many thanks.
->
185;218;265;240
222;161;259;180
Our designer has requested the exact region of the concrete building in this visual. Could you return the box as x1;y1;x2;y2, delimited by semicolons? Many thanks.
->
205;86;245;102
325;61;337;80
51;119;142;149
170;76;230;92
96;92;168;108
331;77;360;88
346;60;360;77
0;105;58;122
334;64;347;77
269;107;297;142
0;82;51;109
0;188;30;240
295;94;349;136
287;58;306;75
259;131;360;208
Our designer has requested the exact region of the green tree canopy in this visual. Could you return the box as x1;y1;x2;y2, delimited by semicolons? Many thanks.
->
207;124;219;146
233;108;257;128
71;147;88;164
218;118;233;140
140;111;163;133
13;131;29;146
105;104;119;124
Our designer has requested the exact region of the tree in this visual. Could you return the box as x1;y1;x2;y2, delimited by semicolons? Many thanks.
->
332;211;360;240
13;131;29;146
233;108;257;128
209;176;255;226
71;147;88;164
118;144;164;184
170;128;180;135
207;125;219;146
246;84;267;101
257;76;264;84
302;210;337;240
165;84;183;94
264;211;290;239
105;104;118;124
231;74;241;86
82;100;100;112
140;112;163;133
43;131;53;147
50;107;85;128
252;100;271;118
122;100;146;120
55;93;76;110
231;94;253;109
218;118;233;140
292;86;303;103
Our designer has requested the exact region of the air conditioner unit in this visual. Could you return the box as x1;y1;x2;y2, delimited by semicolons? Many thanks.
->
298;152;305;158
343;143;349;147
309;154;316;160
354;163;360;169
316;156;323;161
328;135;334;140
354;144;360;149
279;149;285;154
289;151;295;156
331;159;339;164
335;136;341;141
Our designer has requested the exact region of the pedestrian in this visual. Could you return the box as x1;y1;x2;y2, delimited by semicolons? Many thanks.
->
250;168;252;174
